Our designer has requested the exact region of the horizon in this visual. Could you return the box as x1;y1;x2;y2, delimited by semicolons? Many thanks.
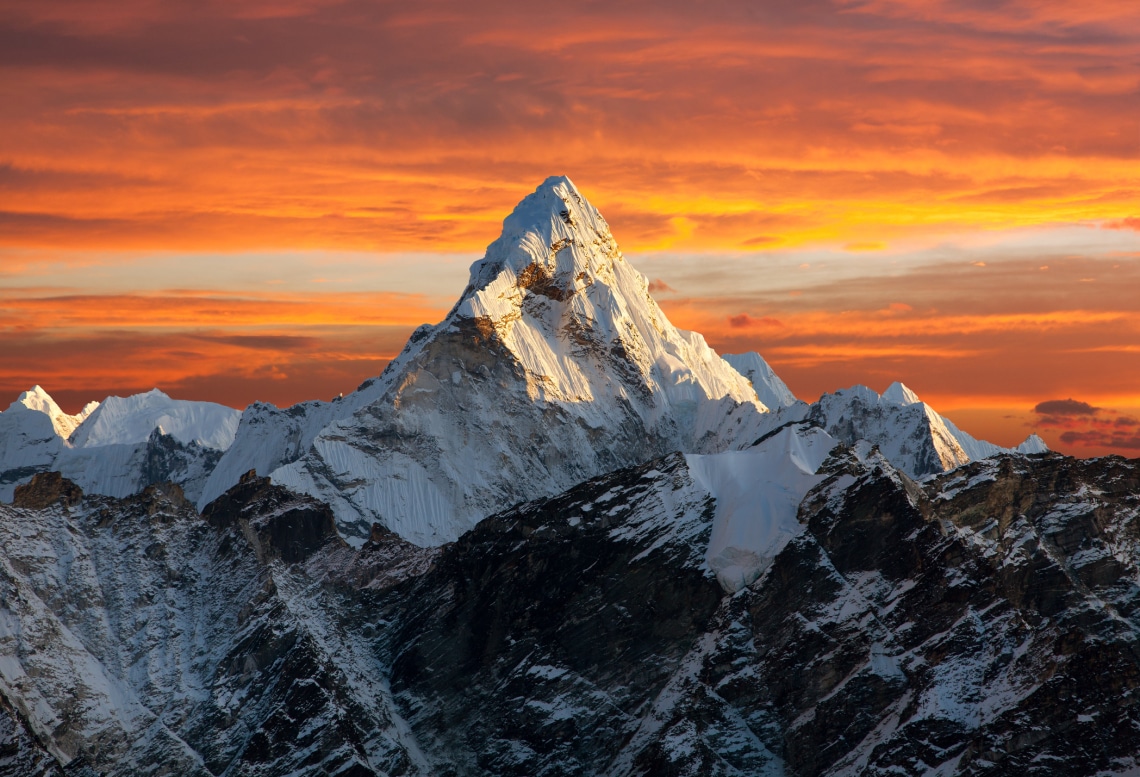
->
2;1;1138;457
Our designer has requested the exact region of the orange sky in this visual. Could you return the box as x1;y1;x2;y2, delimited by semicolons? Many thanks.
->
1;0;1138;457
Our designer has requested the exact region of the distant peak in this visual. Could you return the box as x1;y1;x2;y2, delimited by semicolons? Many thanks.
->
882;382;922;406
10;385;61;414
1017;433;1049;454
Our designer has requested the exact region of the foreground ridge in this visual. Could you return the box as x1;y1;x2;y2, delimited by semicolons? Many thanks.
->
1;448;1137;774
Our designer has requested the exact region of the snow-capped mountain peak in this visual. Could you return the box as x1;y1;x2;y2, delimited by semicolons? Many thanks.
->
457;175;613;312
882;380;921;406
446;175;759;412
1017;432;1049;454
1;386;241;503
210;176;772;545
69;388;239;450
722;352;800;409
7;385;96;439
809;382;1048;478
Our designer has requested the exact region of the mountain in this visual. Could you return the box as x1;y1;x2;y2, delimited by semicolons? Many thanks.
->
722;351;800;409
0;389;73;499
202;176;773;546
11;385;98;438
2;439;1136;775
0;387;240;503
807;381;1047;479
0;175;1131;777
68;388;238;450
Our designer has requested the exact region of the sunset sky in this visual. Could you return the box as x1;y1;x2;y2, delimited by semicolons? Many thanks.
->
2;0;1138;456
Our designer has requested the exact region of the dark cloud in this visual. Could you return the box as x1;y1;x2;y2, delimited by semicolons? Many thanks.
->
1034;398;1099;416
728;314;783;329
1059;430;1140;451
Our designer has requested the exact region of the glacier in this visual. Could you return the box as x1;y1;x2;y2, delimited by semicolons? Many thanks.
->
0;387;239;503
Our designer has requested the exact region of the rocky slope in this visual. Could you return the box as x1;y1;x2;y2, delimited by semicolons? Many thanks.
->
3;444;1139;775
806;382;1047;479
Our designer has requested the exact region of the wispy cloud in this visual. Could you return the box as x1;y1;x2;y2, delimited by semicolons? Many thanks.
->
1;0;1137;251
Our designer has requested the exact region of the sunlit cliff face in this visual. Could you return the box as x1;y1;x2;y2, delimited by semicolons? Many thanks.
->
1;0;1137;456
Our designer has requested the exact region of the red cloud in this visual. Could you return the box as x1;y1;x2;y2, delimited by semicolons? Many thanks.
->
1105;217;1140;231
728;314;783;329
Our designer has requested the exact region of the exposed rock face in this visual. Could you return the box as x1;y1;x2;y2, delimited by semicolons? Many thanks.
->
0;481;426;776
0;694;67;777
202;469;344;564
381;453;723;775
373;449;1140;775
2;447;1140;775
11;472;83;510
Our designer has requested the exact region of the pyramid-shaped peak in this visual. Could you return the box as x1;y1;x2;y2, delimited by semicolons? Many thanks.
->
457;177;624;322
6;385;93;439
508;175;597;228
11;385;61;414
882;381;922;406
1017;433;1049;454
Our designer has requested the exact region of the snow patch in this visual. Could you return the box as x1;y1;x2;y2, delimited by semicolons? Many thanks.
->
689;424;835;592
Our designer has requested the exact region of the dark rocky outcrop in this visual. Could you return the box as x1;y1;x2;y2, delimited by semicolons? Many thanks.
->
203;469;344;564
3;450;1140;775
380;454;721;776
0;693;67;777
11;471;83;510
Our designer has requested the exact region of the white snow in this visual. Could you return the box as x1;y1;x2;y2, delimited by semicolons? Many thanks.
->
1;386;240;502
68;389;239;450
814;382;1049;479
208;176;774;545
2;180;1053;549
8;385;97;438
881;381;921;406
723;352;800;409
689;424;836;592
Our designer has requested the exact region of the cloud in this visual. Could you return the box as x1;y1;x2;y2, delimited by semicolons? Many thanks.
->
1;0;1139;457
1034;398;1099;416
1105;217;1140;231
0;290;446;330
0;0;1138;252
1027;398;1140;454
1059;430;1140;451
728;313;783;329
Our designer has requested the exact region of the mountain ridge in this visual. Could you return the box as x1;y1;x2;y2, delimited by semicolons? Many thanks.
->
4;175;1136;777
202;176;777;545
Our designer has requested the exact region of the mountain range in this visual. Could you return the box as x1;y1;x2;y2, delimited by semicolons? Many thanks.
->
0;177;1128;777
